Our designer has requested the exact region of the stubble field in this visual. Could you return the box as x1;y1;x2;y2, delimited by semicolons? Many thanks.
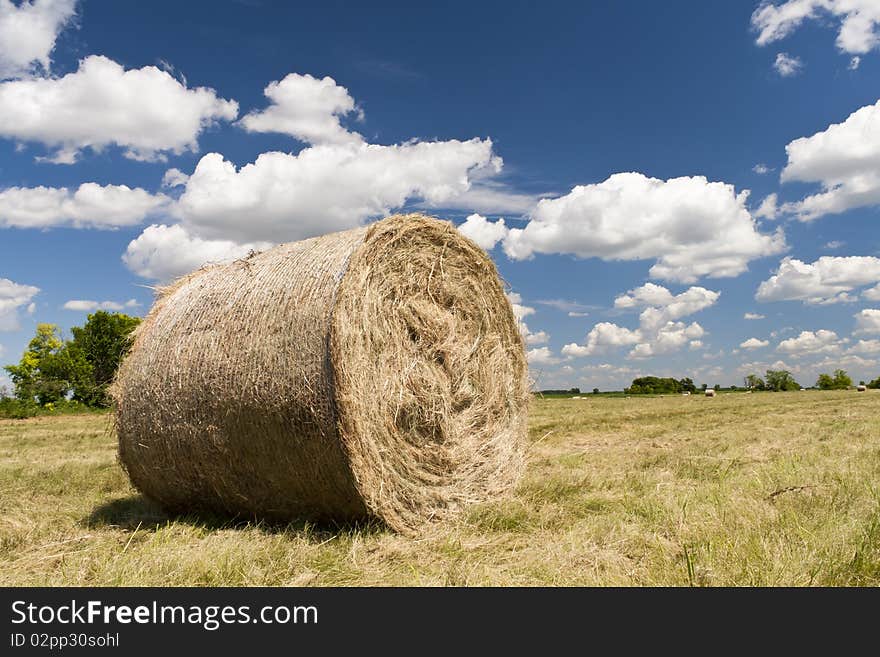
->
1;390;877;586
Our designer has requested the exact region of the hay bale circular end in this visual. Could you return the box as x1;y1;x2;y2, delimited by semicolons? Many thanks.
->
112;214;529;531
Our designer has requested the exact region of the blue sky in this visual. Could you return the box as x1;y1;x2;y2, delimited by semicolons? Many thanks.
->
2;0;880;391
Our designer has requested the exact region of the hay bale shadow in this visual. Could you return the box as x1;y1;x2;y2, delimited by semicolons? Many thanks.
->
84;495;169;531
84;494;386;541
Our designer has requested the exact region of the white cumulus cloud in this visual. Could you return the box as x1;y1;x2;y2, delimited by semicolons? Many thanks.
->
238;73;363;145
501;172;784;283
235;73;534;217
457;213;508;251
506;292;549;347
63;298;139;312
525;331;548;346
122;224;270;282
0;183;168;228
562;322;642;358
128;136;500;278
815;354;877;374
756;255;880;304
777;329;843;356
780;99;880;221
738;358;797;375
506;291;534;322
862;284;880;300
527;346;560;366
161;168;189;188
754;193;779;220
564;283;716;359
752;1;880;56
628;321;705;359
854;308;880;335
0;278;40;331
173;139;498;244
740;337;770;349
847;338;880;354
0;0;76;80
774;52;803;76
744;312;766;319
614;283;719;331
0;55;238;162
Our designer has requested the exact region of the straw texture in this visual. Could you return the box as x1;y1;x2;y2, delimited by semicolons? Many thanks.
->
113;214;528;531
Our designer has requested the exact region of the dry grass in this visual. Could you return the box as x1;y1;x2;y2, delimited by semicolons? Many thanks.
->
1;390;878;586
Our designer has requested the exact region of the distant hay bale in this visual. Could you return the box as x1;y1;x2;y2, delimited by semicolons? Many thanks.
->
705;389;716;397
858;385;867;392
112;214;529;532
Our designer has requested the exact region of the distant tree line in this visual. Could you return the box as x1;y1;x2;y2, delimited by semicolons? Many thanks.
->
745;368;866;391
625;377;697;395
538;388;581;395
743;370;801;391
1;311;140;417
539;367;875;399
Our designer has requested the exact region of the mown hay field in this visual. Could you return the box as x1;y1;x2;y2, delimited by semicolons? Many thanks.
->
1;391;878;586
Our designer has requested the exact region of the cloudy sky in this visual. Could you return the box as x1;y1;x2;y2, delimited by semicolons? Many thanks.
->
2;0;880;391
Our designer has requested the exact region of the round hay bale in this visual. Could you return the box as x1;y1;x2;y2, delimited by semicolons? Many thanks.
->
857;385;867;392
705;389;716;397
112;214;528;532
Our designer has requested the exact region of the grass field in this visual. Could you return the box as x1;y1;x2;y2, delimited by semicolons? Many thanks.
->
1;391;878;586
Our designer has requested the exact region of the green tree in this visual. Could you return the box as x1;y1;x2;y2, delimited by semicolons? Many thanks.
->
679;377;696;393
744;374;765;390
626;376;682;394
817;369;853;390
867;376;880;389
4;313;140;408
816;373;834;390
765;369;800;392
832;369;852;389
4;324;70;404
69;311;140;407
